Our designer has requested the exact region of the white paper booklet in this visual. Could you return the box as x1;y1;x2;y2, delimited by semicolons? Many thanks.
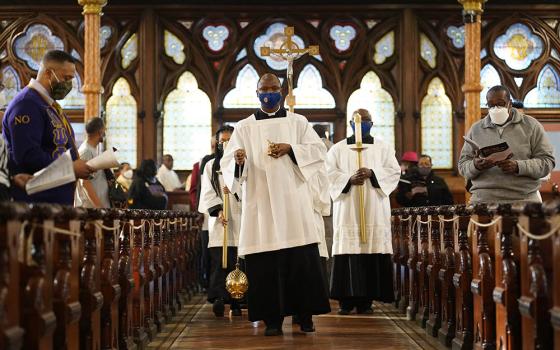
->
462;136;512;162
26;150;76;195
87;147;119;170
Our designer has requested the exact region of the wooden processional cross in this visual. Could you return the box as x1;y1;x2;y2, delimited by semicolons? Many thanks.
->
260;26;320;113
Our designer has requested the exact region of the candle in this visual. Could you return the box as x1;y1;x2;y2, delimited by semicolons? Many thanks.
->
353;112;362;146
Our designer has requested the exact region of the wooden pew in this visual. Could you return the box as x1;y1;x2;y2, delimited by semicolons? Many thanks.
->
0;203;26;350
438;205;457;346
391;202;560;350
398;209;411;314
0;203;198;350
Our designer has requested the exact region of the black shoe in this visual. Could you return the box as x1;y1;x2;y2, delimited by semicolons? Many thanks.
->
213;299;225;317
299;321;315;333
357;307;373;315
264;327;283;336
338;308;352;315
231;307;242;317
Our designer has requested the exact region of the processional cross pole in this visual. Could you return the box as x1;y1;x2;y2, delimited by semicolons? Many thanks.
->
260;26;320;113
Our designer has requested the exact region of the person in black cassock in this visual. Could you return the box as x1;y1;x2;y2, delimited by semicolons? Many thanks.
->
198;125;244;317
326;109;401;315
396;154;454;207
220;73;330;336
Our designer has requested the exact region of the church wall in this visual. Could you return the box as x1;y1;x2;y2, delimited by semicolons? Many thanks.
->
0;3;559;199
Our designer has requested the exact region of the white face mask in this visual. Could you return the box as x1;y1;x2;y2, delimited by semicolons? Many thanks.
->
123;169;133;179
489;106;510;125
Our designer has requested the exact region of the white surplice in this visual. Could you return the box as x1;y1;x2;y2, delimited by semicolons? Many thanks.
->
198;159;241;248
220;112;327;256
327;138;400;255
307;164;331;259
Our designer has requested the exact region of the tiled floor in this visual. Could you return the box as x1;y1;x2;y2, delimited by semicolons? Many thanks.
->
148;296;445;349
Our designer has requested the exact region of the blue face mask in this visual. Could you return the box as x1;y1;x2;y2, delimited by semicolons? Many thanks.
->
258;92;282;109
350;122;373;135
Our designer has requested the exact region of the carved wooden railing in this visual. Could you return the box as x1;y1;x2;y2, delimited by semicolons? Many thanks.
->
0;203;200;350
391;202;560;349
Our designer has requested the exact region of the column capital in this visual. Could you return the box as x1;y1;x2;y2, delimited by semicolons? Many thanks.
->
457;0;487;15
78;0;107;15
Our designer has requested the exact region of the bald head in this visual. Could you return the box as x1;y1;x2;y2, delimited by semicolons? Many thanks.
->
256;73;283;112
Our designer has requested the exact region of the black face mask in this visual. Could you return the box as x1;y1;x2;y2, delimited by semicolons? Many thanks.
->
50;71;73;100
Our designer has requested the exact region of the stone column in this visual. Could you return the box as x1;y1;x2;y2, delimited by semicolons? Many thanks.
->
78;0;107;121
459;0;486;137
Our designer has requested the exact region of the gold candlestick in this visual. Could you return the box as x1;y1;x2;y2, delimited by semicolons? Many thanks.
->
351;112;367;244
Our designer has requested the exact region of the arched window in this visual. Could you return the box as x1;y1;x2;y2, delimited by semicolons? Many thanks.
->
421;77;453;169
223;64;260;108
524;64;560;108
292;65;335;109
480;64;502;107
0;66;21;109
493;23;543;71
163;71;212;170
346;71;395;146
105;78;137;167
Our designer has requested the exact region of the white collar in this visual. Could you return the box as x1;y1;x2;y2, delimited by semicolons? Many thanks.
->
260;107;281;116
28;78;54;105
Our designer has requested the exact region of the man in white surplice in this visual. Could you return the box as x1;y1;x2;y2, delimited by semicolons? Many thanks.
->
221;73;330;336
327;108;400;315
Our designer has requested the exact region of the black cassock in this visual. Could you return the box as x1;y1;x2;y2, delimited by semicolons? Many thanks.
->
244;243;331;322
207;246;240;304
330;254;394;309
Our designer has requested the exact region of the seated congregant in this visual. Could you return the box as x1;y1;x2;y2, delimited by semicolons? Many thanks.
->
396;154;454;207
116;162;133;191
458;85;555;203
128;159;167;209
157;154;183;191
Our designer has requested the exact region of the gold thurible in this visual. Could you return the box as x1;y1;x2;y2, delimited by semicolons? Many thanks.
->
226;258;249;299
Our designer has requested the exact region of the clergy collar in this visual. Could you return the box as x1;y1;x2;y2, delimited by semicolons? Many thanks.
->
28;78;54;105
347;134;374;144
255;107;287;120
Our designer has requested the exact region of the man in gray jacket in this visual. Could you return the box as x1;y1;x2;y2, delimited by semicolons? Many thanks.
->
459;85;555;203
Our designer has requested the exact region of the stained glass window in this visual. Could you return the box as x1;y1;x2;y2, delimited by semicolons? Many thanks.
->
58;74;85;109
420;33;437;69
480;64;502;107
493;23;543;71
163;71;211;170
223;64;260;108
254;23;305;71
524;64;560;108
164;30;185;65
13;24;64;70
292;65;335;109
480;48;488;59
373;31;394;65
346;71;395;146
121;33;138;69
551;49;560;61
421;77;453;169
514;77;523;87
0;50;6;60
105;78;137;167
236;48;247;61
202;25;229;52
446;25;465;49
100;25;112;49
329;25;356;52
71;49;81;61
0;66;21;109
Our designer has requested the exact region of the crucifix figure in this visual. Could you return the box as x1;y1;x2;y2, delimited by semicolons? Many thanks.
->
260;26;320;113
